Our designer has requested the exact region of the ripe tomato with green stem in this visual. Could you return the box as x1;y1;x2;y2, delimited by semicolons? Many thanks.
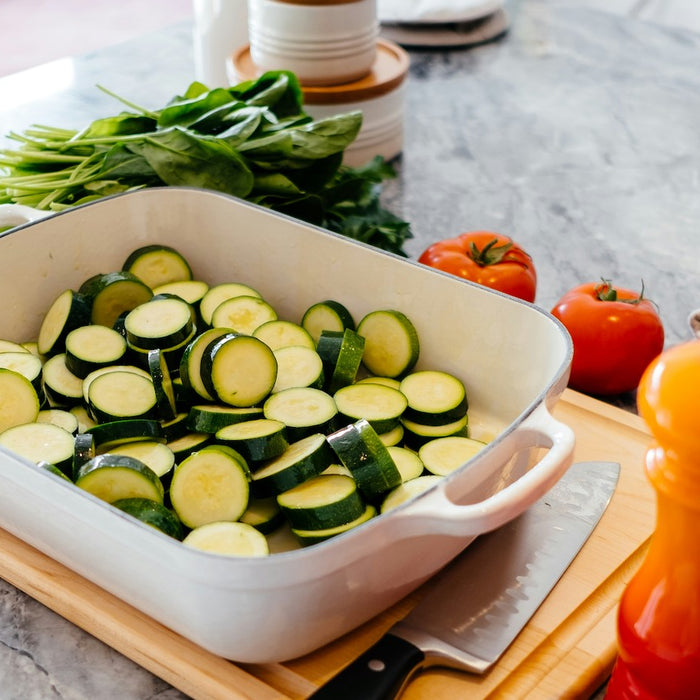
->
550;279;665;396
418;231;537;302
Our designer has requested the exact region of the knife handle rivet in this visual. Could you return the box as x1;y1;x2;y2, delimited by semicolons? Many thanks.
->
367;659;386;673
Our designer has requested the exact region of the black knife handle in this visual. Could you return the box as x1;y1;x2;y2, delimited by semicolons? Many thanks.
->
308;633;425;700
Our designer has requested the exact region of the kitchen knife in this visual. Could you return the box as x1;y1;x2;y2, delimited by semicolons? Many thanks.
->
309;460;620;700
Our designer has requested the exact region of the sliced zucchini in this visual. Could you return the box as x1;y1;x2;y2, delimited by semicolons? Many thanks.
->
326;419;402;500
178;327;232;401
183;521;269;557
21;341;42;357
400;370;468;425
37;408;80;435
199;282;263;327
377;422;404;447
122;244;193;288
72;432;96;480
153;279;209;307
322;463;353;478
252;320;315;351
292;504;376;546
166;431;212;461
128;325;197;375
0;340;31;354
381;475;444;514
356;375;402;390
170;444;250;529
316;328;365;393
159;411;190;442
277;474;364;530
251;433;335;497
87;370;157;423
124;296;195;351
200;334;277;407
70;405;97;433
271;345;324;393
418;436;487;476
37;289;91;356
186;404;264;433
210;295;277;336
216;418;289;463
387;445;425;482
333;382;408;434
104;440;176;483
76;454;164;504
64;325;127;379
112;497;183;540
0;368;40;432
38;460;73;482
79;271;153;328
42;353;86;406
86;418;165;449
357;309;420;378
147;349;177;422
301;300;355;344
263;387;338;441
0;422;75;476
240;497;285;534
0;351;43;395
82;364;151;405
401;414;469;450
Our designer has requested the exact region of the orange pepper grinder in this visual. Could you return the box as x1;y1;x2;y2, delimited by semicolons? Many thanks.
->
606;339;700;699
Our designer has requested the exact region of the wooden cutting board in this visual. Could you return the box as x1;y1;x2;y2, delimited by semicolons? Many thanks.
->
0;389;656;699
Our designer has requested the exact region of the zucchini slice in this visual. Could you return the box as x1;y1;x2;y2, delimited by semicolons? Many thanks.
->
399;370;468;425
210;295;277;336
334;382;408;434
166;431;212;461
271;345;324;393
37;408;80;436
277;473;364;530
147;349;178;422
179;327;232;401
43;352;85;406
70;405;97;433
86;418;165;449
159;411;190;442
79;271;153;328
104;440;176;484
112;497;183;540
122;244;193;288
356;375;402;390
64;325;127;379
216;418;289;463
183;521;269;557
240;497;285;534
186;404;264;433
301;300;355;343
357;309;420;378
381;475;444;514
377;423;404;447
37;289;91;356
316;329;365;393
124;296;195;351
82;364;152;405
263;386;338;441
0;368;40;432
170;445;250;529
201;334;277;408
0;422;75;476
251;433;335;497
252;320;315;351
76;454;164;504
418;436;488;476
0;340;31;354
153;279;209;307
401;414;469;450
387;445;425;482
326;419;402;500
87;370;157;423
199;282;263;327
73;432;96;480
292;504;376;546
0;351;43;395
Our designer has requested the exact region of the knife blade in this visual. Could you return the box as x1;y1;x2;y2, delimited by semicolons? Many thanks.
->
309;460;620;700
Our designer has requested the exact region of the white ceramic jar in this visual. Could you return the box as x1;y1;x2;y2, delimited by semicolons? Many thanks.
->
231;38;409;166
248;0;379;86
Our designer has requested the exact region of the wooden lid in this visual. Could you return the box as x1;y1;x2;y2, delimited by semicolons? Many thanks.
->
231;39;409;104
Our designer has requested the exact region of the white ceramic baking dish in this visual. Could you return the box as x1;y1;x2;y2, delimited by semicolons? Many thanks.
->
0;188;574;663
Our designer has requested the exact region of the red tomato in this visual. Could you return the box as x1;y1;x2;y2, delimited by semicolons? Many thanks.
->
551;280;665;396
418;231;537;302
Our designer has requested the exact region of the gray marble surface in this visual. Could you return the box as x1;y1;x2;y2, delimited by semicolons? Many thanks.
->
0;1;699;697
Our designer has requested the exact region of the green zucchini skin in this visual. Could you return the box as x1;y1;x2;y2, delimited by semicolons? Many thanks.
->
122;244;193;289
292;504;377;546
186;404;264;433
79;271;154;328
215;418;289;463
38;289;92;357
301;300;356;344
112;497;184;540
85;419;166;449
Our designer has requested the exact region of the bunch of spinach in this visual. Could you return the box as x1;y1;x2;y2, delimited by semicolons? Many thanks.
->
0;72;411;255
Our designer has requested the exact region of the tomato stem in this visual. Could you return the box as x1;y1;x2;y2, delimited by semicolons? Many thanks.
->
469;238;514;267
594;278;649;305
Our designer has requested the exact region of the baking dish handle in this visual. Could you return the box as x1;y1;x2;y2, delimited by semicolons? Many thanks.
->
392;402;576;537
0;204;50;232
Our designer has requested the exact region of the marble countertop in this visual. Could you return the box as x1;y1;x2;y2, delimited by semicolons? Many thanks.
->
1;1;699;697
